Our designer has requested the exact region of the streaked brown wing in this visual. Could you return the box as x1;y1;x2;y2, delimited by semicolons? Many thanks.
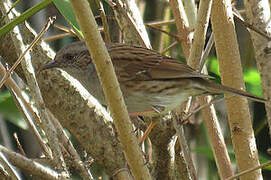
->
147;59;212;79
107;43;212;81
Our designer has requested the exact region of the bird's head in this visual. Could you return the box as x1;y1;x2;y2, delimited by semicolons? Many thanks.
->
39;41;92;73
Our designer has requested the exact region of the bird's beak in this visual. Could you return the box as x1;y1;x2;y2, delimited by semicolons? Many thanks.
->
38;61;59;74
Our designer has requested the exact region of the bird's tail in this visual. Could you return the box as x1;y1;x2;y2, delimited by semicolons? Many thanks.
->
203;80;266;103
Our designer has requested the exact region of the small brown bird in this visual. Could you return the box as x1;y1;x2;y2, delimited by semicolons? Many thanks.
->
40;41;265;116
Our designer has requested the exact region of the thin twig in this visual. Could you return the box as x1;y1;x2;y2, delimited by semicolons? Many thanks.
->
233;8;271;41
54;24;87;39
0;17;56;88
182;97;224;122
198;32;214;71
146;24;179;40
169;0;192;59
145;19;176;26
42;32;73;42
184;93;250;122
95;0;111;43
226;161;271;180
53;24;71;33
161;41;178;54
43;24;100;42
13;133;26;157
0;151;21;180
147;138;153;164
139;121;156;145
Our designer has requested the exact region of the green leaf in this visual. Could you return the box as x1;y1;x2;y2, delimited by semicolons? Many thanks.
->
207;57;220;77
207;58;263;97
0;0;53;37
244;69;263;97
53;0;82;36
0;92;27;130
193;147;271;171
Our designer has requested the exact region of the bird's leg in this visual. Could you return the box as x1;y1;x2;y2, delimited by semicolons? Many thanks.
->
139;121;156;145
138;105;165;145
128;106;165;145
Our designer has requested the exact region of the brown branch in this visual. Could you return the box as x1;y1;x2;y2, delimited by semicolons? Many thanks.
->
0;151;20;180
169;0;192;59
95;0;111;43
17;17;69;174
233;9;271;41
13;133;26;156
169;0;196;178
69;0;152;179
243;0;271;141
0;145;61;180
211;0;262;179
187;0;234;178
105;0;151;48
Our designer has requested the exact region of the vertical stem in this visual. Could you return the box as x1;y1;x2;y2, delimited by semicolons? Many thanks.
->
169;0;191;59
211;0;262;179
187;0;234;177
244;0;271;138
69;0;152;179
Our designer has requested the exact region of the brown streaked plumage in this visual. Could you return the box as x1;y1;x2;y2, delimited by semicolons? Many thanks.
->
40;41;266;116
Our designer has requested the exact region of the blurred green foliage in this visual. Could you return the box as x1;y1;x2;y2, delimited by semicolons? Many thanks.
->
207;57;263;97
194;146;271;170
0;91;27;129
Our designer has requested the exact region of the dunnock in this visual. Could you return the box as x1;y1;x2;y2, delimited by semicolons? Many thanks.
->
40;41;265;116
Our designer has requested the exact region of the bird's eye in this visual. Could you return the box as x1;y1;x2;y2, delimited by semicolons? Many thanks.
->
63;53;74;60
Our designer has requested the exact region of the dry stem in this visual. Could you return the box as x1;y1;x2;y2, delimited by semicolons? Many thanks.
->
211;0;262;179
69;0;152;179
